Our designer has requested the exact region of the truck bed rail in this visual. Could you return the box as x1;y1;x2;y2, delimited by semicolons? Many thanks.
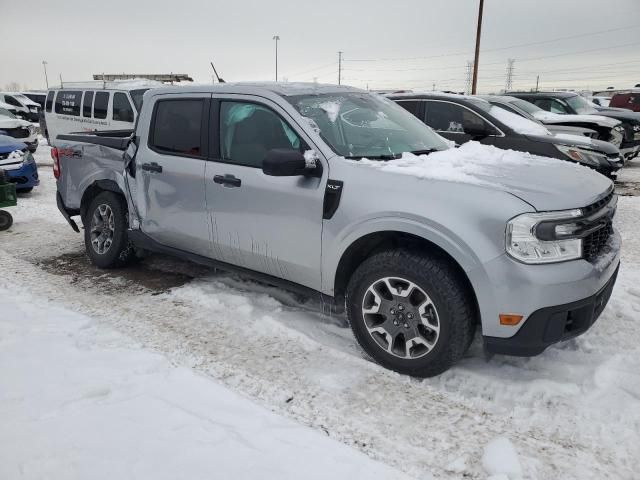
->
56;129;134;151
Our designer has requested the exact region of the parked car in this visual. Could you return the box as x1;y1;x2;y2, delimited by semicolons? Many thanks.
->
21;91;47;110
590;96;611;108
0;135;39;192
53;83;620;377
609;91;640;112
0;92;40;122
508;91;640;161
44;80;160;143
480;95;623;148
389;93;622;177
0;107;38;152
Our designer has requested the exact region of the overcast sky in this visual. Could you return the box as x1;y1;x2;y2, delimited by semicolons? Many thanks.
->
2;0;639;93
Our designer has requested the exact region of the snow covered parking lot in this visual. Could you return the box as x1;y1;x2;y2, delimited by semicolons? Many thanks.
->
1;144;640;479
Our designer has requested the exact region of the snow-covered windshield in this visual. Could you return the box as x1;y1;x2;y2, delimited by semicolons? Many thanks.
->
489;105;551;136
566;95;598;115
285;92;449;159
0;107;17;119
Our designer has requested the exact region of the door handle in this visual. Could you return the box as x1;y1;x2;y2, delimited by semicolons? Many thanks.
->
213;174;241;187
141;162;163;173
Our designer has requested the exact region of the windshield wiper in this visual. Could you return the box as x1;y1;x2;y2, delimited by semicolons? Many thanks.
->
410;148;441;156
344;153;402;160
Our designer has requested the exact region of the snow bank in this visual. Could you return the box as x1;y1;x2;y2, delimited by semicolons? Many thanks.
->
0;288;411;480
489;106;551;136
481;437;523;479
352;141;560;187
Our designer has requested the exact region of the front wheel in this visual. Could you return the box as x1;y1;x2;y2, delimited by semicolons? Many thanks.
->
84;191;136;268
346;250;476;377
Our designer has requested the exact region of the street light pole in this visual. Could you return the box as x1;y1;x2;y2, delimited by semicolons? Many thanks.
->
471;0;484;94
272;35;280;82
42;60;49;89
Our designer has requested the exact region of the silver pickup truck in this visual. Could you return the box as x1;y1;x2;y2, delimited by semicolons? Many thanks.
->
54;83;621;377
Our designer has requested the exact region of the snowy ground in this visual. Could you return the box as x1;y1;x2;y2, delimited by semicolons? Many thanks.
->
1;144;640;479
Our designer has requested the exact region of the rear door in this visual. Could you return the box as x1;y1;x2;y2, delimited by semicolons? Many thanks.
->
204;95;326;290
422;100;474;144
132;93;212;257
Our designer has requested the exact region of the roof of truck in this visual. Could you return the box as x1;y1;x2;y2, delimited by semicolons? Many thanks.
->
149;82;362;97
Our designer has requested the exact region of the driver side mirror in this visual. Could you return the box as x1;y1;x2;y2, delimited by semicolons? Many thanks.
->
262;149;321;177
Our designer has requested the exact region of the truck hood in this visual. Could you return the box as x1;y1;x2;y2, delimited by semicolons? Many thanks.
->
351;142;612;212
525;132;619;155
532;110;620;128
0;117;31;129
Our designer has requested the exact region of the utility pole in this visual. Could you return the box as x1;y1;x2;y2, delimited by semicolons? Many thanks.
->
505;58;515;92
338;51;343;85
273;35;280;82
42;61;49;89
432;83;436;91
535;75;540;92
59;73;63;88
465;61;474;95
471;0;485;94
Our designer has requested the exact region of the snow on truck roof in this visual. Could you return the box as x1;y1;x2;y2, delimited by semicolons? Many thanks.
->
148;82;362;97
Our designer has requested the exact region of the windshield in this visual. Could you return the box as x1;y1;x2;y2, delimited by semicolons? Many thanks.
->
511;99;542;115
566;95;598;115
130;89;149;112
0;107;16;119
285;92;449;158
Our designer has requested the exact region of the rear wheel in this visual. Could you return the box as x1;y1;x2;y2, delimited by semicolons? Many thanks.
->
84;191;136;268
0;210;13;231
346;250;476;377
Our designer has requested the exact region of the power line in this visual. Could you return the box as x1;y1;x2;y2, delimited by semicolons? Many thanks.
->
287;61;337;78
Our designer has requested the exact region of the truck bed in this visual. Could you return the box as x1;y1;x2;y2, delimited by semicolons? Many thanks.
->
57;129;134;151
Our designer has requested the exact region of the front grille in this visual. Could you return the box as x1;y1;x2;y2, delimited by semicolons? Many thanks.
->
583;221;613;262
2;127;30;139
581;188;615;262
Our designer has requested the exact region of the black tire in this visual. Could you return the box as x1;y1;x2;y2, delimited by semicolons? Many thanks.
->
346;250;476;377
0;210;13;231
18;187;33;194
83;191;136;268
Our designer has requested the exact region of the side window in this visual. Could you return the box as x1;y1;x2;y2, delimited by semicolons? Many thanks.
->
549;99;569;114
396;100;422;118
533;98;551;111
150;99;203;156
4;95;23;108
82;91;94;118
113;92;134;123
424;101;465;132
219;101;302;168
54;90;82;116
94;92;109;119
45;91;54;112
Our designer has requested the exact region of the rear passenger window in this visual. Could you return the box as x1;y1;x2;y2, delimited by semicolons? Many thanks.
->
150;99;203;156
82;91;94;117
55;91;82;116
397;100;422;118
113;93;134;122
45;91;54;112
94;92;109;119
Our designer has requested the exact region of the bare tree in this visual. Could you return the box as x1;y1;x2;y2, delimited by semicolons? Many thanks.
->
4;82;21;92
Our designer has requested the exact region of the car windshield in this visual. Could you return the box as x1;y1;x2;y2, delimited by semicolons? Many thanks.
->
0;107;16;119
511;99;542;115
566;95;598;114
130;89;149;112
285;92;449;158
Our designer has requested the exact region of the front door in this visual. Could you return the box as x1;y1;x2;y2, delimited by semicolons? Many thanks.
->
204;95;326;290
132;94;211;257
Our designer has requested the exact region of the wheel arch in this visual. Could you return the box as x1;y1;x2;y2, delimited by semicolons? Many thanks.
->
80;179;126;219
331;230;481;324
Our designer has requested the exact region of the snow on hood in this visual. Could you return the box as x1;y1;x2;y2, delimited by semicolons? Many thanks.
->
350;141;611;211
0;149;26;170
532;110;620;128
0;117;30;129
489;106;551;136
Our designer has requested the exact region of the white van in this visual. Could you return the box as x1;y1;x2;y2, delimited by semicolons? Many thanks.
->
43;80;161;143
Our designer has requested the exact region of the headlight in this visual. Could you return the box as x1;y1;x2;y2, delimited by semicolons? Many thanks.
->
632;124;640;132
23;152;35;165
554;144;608;166
506;209;583;264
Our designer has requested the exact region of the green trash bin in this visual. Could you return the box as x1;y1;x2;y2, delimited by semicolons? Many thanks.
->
0;173;17;231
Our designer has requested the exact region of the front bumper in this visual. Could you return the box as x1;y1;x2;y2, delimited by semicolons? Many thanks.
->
6;161;39;189
484;263;619;356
